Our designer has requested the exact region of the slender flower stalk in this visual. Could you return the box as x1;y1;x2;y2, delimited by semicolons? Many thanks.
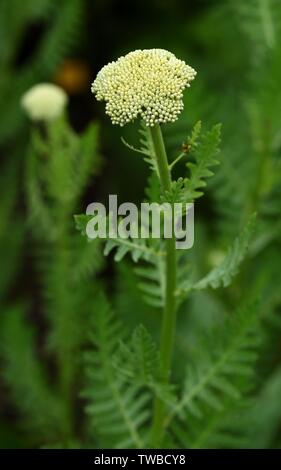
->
148;124;177;447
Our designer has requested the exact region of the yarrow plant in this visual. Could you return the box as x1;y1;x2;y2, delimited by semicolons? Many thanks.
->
73;48;257;449
12;78;103;448
92;52;198;445
21;83;68;122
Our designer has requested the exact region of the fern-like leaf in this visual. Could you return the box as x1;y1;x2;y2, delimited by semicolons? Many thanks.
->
113;325;159;384
83;293;150;448
165;301;262;447
75;214;164;263
182;123;221;202
138;122;159;175
113;325;176;406
121;121;159;175
193;214;256;290
178;214;256;296
135;257;165;307
0;306;68;442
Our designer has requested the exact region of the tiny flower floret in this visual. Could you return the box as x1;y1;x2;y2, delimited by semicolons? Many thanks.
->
21;83;68;121
91;49;196;126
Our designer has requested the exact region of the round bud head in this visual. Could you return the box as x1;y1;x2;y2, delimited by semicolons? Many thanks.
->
21;83;68;122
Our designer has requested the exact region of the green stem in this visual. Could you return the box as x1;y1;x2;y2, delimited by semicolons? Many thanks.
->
148;124;177;447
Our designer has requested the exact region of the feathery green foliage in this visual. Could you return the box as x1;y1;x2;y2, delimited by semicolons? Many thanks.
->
84;293;151;449
1;306;68;443
29;117;102;402
178;214;256;297
179;123;221;203
135;257;166;308
1;110;102;447
113;325;159;385
167;301;262;447
122;122;159;176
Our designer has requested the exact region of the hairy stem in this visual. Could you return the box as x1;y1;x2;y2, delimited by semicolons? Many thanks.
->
148;123;177;447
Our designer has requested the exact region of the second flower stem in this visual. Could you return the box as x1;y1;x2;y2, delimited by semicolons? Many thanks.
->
148;123;177;447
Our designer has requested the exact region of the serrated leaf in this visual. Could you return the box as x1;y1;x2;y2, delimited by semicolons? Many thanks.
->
182;123;221;202
165;301;262;439
193;214;256;291
135;257;165;307
83;293;149;448
74;214;92;234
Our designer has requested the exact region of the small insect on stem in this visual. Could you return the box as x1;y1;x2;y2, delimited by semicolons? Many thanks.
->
181;142;190;153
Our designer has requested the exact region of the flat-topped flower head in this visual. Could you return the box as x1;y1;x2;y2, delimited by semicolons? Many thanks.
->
91;49;196;127
21;83;68;122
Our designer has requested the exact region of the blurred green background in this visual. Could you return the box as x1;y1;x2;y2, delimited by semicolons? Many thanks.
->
0;0;281;449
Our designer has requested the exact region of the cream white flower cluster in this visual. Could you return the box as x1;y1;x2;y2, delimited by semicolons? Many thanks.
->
91;49;196;127
21;83;68;122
